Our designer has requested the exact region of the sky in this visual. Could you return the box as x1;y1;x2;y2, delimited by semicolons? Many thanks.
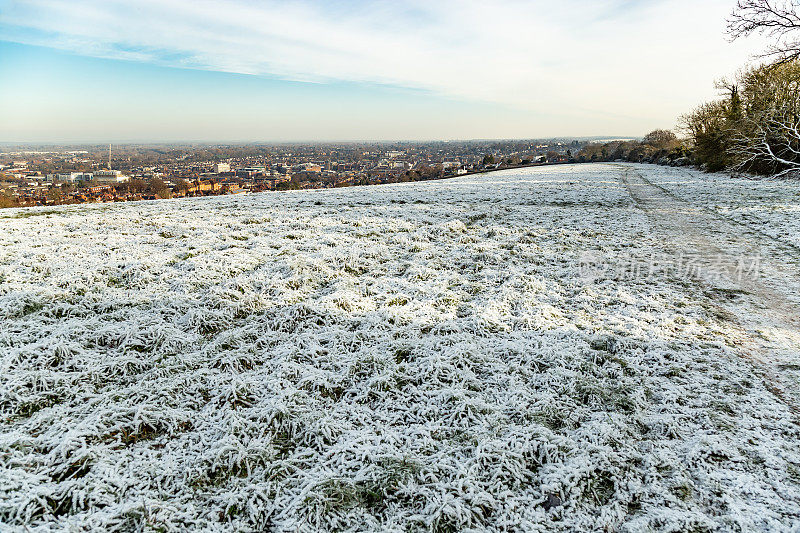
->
0;0;768;142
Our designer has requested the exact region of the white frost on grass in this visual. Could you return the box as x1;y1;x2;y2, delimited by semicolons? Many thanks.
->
1;165;799;531
641;164;800;251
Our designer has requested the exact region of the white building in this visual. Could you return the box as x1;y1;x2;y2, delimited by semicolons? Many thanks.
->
93;170;129;183
49;172;93;182
214;163;231;173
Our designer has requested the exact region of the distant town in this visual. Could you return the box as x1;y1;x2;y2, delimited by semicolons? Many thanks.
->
0;140;592;208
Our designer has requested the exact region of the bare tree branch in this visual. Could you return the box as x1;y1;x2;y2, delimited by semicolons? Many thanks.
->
730;108;800;177
728;0;800;65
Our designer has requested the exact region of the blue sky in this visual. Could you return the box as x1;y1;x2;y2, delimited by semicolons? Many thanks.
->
0;0;766;142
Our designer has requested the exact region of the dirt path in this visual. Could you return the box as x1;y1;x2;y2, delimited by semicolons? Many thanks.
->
618;164;800;412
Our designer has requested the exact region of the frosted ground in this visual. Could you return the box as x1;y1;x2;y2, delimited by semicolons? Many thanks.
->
1;164;800;531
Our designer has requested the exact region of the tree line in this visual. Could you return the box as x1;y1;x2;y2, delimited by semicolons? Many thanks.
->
580;0;800;178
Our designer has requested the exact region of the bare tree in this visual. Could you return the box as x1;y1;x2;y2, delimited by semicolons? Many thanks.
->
0;193;16;209
642;129;680;149
128;178;148;194
174;178;190;195
46;187;63;204
148;178;171;199
731;109;800;177
728;1;800;65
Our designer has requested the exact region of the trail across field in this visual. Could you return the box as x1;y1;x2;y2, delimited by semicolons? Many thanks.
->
620;164;800;412
1;164;800;531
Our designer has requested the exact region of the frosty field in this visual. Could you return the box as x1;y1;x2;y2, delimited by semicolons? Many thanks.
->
2;164;800;532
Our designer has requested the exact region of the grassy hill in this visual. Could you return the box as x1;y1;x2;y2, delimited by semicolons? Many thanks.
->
1;165;799;531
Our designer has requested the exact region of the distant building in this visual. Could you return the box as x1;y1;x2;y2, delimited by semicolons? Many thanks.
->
187;180;222;194
236;167;265;178
94;170;129;183
49;172;93;182
214;163;231;173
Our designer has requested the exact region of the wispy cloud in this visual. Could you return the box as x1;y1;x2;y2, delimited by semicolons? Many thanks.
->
0;0;766;123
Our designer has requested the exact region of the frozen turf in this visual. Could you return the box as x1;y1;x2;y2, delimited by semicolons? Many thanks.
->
1;164;799;531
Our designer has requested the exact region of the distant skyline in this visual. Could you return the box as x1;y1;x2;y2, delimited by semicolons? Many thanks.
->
0;0;768;142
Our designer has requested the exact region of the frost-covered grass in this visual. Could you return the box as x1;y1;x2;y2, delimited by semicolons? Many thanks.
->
641;164;800;250
1;165;799;531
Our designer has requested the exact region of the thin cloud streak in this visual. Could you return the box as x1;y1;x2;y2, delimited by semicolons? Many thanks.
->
0;0;769;133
